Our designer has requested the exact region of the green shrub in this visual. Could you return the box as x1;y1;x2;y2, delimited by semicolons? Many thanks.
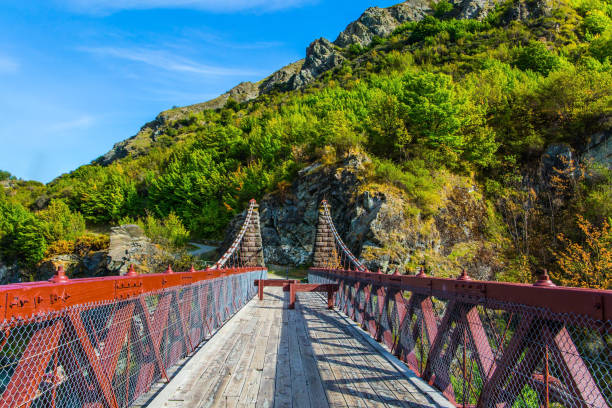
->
582;11;610;35
121;212;189;249
37;199;85;242
348;43;365;57
0;201;47;266
0;170;12;181
433;0;454;17
514;42;561;76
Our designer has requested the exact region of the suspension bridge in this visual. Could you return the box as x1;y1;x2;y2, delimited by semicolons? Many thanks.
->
0;199;609;408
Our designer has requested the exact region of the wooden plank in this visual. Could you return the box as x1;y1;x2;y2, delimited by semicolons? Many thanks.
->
223;316;261;396
175;319;245;407
274;305;292;408
304;303;351;408
310;292;437;407
257;288;283;408
288;306;312;408
224;318;262;398
294;302;329;408
237;366;263;407
250;308;273;371
306;300;384;408
197;318;256;407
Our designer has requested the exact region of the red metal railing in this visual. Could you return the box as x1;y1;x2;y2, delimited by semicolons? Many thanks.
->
0;198;267;408
310;268;611;408
0;266;266;408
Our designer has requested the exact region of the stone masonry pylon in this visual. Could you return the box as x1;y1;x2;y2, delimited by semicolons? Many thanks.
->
313;200;338;268
240;200;265;267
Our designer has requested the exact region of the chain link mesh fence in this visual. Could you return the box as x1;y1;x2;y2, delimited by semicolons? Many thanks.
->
0;269;265;408
310;270;611;408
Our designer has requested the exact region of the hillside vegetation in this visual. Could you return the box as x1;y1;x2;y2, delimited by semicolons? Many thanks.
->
0;0;610;287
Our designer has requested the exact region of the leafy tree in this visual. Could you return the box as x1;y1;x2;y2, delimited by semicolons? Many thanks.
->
582;11;610;35
0;170;12;181
433;0;454;17
514;42;561;76
75;167;139;223
37;199;85;242
0;201;47;266
367;91;410;160
552;216;611;289
398;71;464;151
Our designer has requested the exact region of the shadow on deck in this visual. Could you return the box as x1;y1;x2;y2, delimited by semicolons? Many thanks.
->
136;287;452;408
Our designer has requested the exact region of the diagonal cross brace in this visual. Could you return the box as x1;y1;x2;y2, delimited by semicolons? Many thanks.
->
0;320;64;408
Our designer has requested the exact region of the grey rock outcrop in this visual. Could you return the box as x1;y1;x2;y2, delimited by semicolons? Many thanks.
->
582;129;611;169
107;224;164;275
500;0;553;24
38;253;104;280
259;60;305;94
223;153;500;277
453;0;499;19
95;115;168;165
290;39;346;89
335;1;431;48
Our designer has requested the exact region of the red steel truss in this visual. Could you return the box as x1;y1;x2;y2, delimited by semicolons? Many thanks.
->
311;199;611;407
309;268;611;408
0;199;267;408
0;266;266;408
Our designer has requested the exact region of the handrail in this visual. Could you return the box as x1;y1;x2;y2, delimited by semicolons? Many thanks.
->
0;266;263;321
310;268;611;321
310;267;612;407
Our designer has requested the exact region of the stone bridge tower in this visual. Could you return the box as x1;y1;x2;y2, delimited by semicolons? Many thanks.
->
239;200;265;267
313;200;337;268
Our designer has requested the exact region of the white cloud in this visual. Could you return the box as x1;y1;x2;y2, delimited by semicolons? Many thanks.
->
59;0;313;14
79;46;262;76
0;54;19;74
48;115;96;132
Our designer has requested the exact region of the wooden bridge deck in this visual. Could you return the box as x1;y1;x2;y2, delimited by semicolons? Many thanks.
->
142;287;452;408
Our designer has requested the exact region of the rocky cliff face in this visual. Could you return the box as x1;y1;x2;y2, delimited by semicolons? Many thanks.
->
233;153;501;278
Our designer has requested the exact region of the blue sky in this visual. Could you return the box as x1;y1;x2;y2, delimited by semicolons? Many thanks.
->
0;0;399;183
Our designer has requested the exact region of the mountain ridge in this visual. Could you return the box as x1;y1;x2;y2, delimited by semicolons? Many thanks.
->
96;0;536;166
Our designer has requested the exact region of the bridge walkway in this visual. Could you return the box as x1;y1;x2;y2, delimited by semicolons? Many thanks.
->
142;287;450;408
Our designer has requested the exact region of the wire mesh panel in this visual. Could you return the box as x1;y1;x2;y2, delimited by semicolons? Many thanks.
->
0;268;266;408
310;269;611;408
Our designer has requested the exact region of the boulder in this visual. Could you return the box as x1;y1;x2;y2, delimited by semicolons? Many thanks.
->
107;225;164;275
